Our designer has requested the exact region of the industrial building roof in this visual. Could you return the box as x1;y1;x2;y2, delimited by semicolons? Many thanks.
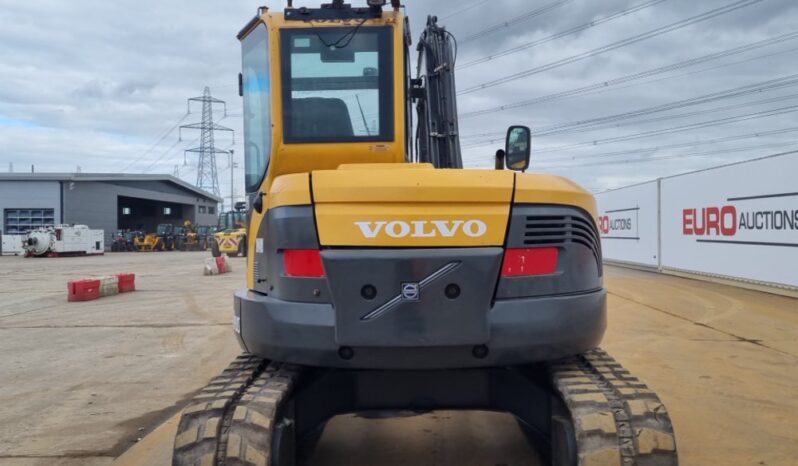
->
0;172;223;202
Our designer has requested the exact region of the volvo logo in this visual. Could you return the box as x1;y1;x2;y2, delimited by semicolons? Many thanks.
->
401;282;420;301
360;262;461;321
354;220;488;239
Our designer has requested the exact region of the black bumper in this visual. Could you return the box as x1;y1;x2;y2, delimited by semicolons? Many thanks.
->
234;288;606;369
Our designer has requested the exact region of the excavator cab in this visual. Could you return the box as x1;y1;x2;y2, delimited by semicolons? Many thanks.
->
173;3;677;466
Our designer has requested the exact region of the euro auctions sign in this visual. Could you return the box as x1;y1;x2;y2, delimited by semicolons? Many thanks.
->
595;181;659;267
598;210;638;239
683;203;798;243
661;153;798;288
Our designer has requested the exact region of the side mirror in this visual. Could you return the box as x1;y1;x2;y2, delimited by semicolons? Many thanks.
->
504;125;531;172
252;192;266;214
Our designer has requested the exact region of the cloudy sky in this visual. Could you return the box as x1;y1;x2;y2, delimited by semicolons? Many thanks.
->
1;0;797;204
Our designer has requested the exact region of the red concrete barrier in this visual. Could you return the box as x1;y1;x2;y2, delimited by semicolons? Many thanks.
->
215;256;231;274
68;279;101;302
117;273;136;293
204;255;231;276
67;273;136;301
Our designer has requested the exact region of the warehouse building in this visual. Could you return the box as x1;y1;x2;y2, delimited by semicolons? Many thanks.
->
0;173;221;244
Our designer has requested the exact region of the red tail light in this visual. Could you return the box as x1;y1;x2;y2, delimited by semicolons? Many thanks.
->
501;247;559;277
283;249;325;277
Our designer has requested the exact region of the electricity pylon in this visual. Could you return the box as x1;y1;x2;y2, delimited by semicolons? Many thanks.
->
179;87;234;197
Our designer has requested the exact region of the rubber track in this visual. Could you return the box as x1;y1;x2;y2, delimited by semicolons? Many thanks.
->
223;363;302;465
549;348;678;466
176;349;676;466
172;354;267;466
172;354;302;466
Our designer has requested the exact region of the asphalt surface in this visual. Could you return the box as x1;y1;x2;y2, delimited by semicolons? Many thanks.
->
1;252;797;465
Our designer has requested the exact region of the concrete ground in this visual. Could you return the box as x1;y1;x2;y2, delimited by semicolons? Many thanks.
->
0;252;241;466
1;253;797;465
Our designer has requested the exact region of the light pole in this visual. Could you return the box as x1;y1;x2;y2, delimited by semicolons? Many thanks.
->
229;149;236;211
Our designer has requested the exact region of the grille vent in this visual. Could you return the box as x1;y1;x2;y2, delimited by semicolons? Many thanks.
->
523;214;601;268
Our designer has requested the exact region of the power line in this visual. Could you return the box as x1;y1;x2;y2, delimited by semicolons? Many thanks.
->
459;0;574;44
526;105;798;154
121;112;189;172
459;0;667;69
141;138;186;173
464;105;798;150
533;74;798;135
439;0;492;20
460;89;798;144
466;74;798;144
540;138;798;166
457;0;764;95
460;30;798;118
537;126;798;162
462;74;798;149
142;111;234;174
539;146;798;170
541;92;798;138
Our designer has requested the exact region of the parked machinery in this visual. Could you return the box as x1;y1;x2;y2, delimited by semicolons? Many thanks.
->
195;225;214;251
124;230;138;250
24;225;104;257
134;224;176;251
211;202;247;257
175;220;200;251
132;231;147;251
1;233;25;256
110;230;136;252
134;231;158;251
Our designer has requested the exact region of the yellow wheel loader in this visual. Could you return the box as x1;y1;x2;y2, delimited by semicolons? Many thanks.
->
134;224;176;251
173;2;677;465
212;203;248;257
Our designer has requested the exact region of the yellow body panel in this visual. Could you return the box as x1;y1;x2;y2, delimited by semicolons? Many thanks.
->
267;173;311;209
312;167;514;204
316;203;509;247
312;167;513;247
514;173;598;218
335;163;435;171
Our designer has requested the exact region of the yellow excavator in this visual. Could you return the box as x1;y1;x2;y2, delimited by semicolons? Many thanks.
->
173;2;677;465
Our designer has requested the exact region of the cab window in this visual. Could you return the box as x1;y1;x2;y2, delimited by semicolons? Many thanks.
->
241;24;272;193
281;27;394;143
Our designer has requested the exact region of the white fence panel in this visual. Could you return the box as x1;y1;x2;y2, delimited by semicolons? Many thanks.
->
595;181;659;267
660;154;798;288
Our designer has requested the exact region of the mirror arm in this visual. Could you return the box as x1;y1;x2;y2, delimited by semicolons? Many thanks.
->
494;149;506;170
